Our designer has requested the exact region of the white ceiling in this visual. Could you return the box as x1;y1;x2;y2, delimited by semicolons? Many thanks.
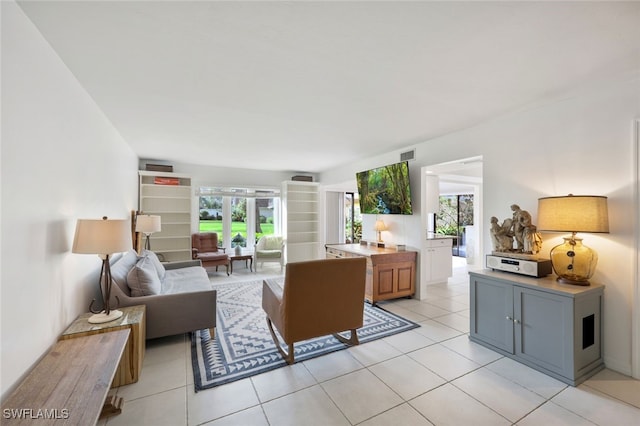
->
426;156;483;194
16;1;640;173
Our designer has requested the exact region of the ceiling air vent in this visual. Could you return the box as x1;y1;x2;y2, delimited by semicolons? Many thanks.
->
400;149;415;162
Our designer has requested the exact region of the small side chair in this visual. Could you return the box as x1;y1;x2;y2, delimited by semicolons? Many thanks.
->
192;233;230;275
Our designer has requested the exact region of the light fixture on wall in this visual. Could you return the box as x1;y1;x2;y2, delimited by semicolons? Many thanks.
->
135;214;161;250
72;217;132;323
537;195;609;286
374;219;388;243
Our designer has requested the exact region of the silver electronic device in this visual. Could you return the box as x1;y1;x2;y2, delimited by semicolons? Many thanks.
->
486;255;552;278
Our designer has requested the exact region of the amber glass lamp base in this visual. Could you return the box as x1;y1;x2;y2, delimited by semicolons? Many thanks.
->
549;235;597;286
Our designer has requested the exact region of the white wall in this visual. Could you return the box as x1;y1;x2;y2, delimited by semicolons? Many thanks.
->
1;2;139;399
321;77;640;375
324;191;344;244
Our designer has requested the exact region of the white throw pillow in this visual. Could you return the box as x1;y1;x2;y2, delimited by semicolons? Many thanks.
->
127;256;162;297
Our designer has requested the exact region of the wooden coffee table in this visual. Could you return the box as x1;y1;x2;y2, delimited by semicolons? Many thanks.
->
229;253;253;273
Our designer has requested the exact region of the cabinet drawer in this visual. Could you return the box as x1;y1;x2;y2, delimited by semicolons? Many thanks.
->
425;238;453;248
326;247;344;257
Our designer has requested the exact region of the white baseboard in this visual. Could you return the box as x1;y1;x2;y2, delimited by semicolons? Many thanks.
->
604;356;632;377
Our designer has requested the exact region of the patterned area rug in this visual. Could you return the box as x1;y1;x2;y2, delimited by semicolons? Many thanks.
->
191;279;419;391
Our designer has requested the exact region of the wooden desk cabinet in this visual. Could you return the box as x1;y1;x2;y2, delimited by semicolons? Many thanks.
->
60;305;146;387
326;244;417;305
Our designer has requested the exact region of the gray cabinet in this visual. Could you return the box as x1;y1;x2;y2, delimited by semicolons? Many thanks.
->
469;270;604;386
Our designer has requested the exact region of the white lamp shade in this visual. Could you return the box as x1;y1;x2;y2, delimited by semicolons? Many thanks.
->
537;195;609;233
135;215;161;233
374;220;388;232
72;218;132;255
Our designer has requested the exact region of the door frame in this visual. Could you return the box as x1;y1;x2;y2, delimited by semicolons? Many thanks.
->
633;118;639;379
421;157;483;267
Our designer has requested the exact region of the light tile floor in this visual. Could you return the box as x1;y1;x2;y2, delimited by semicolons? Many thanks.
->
103;258;640;425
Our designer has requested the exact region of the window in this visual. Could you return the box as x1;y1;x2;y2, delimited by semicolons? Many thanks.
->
230;196;248;247
198;187;280;250
256;196;276;240
199;195;223;240
436;194;474;257
345;192;362;243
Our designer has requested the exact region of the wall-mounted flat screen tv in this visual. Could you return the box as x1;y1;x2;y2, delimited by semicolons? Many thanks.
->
356;161;413;215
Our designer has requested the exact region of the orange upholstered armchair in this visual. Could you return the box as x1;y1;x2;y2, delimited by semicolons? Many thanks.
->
262;257;367;364
192;233;229;275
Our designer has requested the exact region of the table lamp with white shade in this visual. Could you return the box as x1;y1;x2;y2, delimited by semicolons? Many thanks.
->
374;219;388;243
135;214;161;250
537;195;609;286
72;217;132;323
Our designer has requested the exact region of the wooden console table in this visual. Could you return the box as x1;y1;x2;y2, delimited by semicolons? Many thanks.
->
60;305;145;387
326;244;417;305
1;330;129;425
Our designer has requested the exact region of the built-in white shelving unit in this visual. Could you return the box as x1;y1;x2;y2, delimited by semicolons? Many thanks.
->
282;181;320;263
138;171;192;262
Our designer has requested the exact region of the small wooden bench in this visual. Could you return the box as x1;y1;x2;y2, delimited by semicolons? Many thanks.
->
1;329;129;425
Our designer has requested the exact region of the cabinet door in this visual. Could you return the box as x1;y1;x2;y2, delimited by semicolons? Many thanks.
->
514;287;573;377
396;264;414;293
470;276;514;353
423;240;452;283
374;264;396;297
430;246;452;281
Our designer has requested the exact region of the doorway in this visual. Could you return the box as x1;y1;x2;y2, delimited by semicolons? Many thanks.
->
344;192;362;243
633;118;639;379
437;194;474;257
422;156;483;267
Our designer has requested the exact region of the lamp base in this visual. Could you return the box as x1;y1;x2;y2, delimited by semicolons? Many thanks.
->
549;236;597;287
556;277;591;286
88;310;123;324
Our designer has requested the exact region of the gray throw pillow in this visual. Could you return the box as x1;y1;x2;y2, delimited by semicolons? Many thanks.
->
111;250;140;291
127;256;162;297
142;249;166;281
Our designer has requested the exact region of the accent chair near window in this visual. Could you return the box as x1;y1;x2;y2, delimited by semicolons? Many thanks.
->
254;235;285;271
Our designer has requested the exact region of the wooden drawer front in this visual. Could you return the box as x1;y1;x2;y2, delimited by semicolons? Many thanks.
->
326;247;343;257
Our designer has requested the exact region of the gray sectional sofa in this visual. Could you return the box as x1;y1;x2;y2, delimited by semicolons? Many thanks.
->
109;250;216;339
